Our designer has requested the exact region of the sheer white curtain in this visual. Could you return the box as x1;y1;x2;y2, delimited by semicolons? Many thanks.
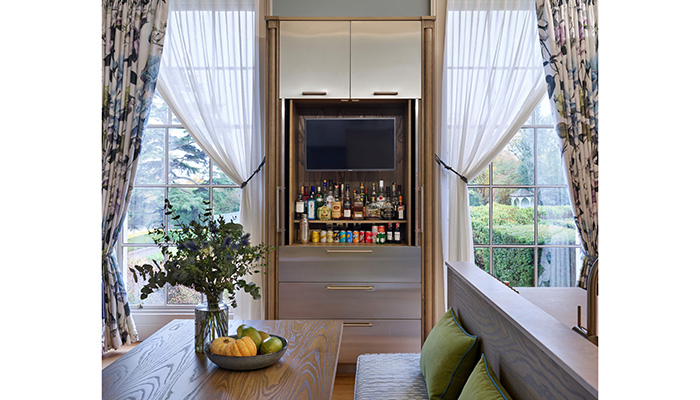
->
157;0;266;319
440;0;545;264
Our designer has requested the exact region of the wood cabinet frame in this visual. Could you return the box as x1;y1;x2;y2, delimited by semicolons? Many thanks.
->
264;16;436;342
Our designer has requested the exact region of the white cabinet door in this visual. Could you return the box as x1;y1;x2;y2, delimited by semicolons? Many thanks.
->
350;21;422;99
279;21;350;98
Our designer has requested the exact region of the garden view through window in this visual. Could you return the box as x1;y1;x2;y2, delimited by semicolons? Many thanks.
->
119;91;242;307
469;96;582;287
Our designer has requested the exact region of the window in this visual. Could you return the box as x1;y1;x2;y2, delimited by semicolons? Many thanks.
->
118;91;242;307
469;96;582;287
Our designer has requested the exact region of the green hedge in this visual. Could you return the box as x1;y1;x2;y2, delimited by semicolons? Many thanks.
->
471;203;577;287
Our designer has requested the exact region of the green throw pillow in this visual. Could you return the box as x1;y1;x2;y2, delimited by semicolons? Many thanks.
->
420;308;479;400
458;354;513;400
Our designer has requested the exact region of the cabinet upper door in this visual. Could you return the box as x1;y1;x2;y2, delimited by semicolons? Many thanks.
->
350;21;422;99
279;21;350;99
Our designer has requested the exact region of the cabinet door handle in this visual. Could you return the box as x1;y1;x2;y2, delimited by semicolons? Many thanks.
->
343;322;373;328
373;91;399;96
302;91;327;96
326;249;373;254
276;186;283;233
326;285;374;291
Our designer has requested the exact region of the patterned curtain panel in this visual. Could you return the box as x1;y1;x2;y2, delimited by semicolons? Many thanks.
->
102;0;169;352
536;0;598;288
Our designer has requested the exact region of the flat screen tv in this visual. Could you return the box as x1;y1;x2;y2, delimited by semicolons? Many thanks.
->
305;118;396;171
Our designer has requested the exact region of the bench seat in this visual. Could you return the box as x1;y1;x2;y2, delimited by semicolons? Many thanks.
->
354;353;428;400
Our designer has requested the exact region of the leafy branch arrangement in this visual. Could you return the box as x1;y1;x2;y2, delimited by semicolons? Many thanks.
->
130;199;272;310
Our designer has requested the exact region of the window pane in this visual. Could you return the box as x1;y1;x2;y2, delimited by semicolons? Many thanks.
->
213;187;242;223
493;188;534;245
468;166;489;185
474;248;490;272
537;247;578;287
147;91;169;125
125;247;165;305
536;128;566;185
493;247;534;287
493;129;534;185
135;128;165;184
167;284;201;305
212;163;236;185
169;128;210;185
538;188;577;245
168;187;210;227
469;188;490;245
534;96;554;125
125;188;164;243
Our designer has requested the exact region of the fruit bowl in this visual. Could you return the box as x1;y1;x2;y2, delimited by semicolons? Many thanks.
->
204;335;288;371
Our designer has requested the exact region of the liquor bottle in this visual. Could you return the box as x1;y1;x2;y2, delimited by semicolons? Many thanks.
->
367;195;381;219
396;195;405;220
353;189;364;220
315;185;325;212
326;182;335;208
300;214;309;244
331;184;342;219
307;186;316;220
391;183;398;217
363;187;369;218
377;225;386;244
393;223;401;244
386;222;394;244
381;187;394;220
343;185;352;219
295;186;305;220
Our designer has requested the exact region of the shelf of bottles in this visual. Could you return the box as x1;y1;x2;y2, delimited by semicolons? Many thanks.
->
294;179;407;245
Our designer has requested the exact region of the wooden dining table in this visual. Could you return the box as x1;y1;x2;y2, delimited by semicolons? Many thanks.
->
102;319;343;400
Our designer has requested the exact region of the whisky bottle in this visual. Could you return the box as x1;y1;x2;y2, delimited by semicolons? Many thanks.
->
343;186;352;219
331;184;342;219
353;189;364;220
295;186;305;220
381;187;394;220
367;195;381;220
325;181;335;208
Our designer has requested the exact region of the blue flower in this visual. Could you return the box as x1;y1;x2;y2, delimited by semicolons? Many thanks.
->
241;233;250;248
224;235;233;247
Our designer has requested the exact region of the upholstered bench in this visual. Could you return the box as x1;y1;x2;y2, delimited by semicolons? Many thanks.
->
354;353;428;400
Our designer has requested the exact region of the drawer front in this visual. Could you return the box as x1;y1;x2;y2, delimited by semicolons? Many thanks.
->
279;246;421;283
338;319;422;364
279;282;421;319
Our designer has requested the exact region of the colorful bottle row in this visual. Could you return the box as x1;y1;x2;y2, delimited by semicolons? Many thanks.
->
299;219;402;245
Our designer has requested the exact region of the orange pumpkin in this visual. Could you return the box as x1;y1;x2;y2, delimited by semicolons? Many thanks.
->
210;336;257;357
210;336;237;356
231;336;257;357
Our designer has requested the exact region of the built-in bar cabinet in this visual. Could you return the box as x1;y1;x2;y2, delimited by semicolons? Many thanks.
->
264;16;436;368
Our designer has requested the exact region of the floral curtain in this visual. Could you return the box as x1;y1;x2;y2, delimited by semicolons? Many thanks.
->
536;0;598;288
102;0;169;352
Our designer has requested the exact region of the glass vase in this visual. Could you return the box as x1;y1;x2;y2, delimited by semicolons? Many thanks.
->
194;300;229;353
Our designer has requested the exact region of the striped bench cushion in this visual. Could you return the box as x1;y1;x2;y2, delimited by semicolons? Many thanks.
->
354;353;428;400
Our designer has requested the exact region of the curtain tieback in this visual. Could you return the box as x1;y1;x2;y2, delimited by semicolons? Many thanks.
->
434;154;469;184
240;156;266;189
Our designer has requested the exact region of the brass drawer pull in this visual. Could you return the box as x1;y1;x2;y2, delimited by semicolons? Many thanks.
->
302;91;327;95
373;91;399;96
325;249;373;253
326;285;374;291
343;322;373;327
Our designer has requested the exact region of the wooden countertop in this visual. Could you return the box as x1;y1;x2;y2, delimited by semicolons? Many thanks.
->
102;319;343;400
516;287;590;329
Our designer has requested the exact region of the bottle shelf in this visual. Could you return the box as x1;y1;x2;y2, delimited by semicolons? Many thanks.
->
294;219;407;224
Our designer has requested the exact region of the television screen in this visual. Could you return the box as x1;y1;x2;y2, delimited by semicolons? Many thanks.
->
305;118;396;171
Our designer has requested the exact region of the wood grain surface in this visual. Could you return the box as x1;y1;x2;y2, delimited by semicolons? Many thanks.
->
446;262;597;400
102;319;343;400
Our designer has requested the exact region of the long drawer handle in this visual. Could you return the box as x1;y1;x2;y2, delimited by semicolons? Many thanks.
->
302;91;327;95
326;285;374;291
373;91;399;96
326;249;373;253
343;322;373;328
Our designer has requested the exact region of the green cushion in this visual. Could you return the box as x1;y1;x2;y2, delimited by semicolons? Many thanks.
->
458;354;513;400
420;308;479;400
